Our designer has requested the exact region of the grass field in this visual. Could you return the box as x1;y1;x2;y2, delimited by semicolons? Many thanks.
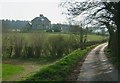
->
87;35;106;41
3;32;107;41
2;64;24;80
0;64;2;81
47;33;106;41
2;58;57;81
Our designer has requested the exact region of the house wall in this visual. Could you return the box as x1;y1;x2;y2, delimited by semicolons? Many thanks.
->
31;15;51;30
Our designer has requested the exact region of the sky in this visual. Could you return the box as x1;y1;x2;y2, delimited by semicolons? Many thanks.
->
0;0;67;24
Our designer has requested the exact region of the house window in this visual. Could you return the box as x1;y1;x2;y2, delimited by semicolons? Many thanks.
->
41;18;44;21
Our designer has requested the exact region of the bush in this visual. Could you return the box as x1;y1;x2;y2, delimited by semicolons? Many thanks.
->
48;35;66;58
13;34;24;58
2;34;13;58
31;33;47;58
2;33;107;59
24;45;96;81
2;33;24;58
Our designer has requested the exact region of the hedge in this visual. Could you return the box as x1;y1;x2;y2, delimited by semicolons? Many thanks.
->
22;44;97;82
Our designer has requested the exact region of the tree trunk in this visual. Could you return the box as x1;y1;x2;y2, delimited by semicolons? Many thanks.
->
80;27;83;50
108;32;115;50
105;23;115;51
116;23;120;64
114;2;120;63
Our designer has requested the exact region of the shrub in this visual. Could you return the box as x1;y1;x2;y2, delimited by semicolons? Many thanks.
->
2;33;107;59
31;33;47;58
24;45;96;81
12;34;24;58
2;34;12;58
48;35;65;58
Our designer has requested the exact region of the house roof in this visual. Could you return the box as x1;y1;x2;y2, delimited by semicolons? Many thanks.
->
31;15;51;23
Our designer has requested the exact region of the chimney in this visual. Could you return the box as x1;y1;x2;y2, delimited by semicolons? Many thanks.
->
40;14;43;17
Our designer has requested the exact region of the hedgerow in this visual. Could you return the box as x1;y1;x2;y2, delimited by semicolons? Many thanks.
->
24;45;97;81
3;33;107;59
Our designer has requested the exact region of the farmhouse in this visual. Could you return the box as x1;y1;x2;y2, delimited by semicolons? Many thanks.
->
31;14;51;30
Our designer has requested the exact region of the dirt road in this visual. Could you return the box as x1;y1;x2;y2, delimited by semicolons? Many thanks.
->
77;43;118;81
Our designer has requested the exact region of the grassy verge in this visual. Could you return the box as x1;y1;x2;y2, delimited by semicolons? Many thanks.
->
0;64;2;81
2;64;24;80
23;45;97;81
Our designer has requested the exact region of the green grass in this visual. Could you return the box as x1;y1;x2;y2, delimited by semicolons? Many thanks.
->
3;32;106;42
2;64;24;79
87;35;106;41
0;64;2;81
24;45;97;81
46;33;107;41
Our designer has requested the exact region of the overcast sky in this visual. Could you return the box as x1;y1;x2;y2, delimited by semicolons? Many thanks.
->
0;0;67;24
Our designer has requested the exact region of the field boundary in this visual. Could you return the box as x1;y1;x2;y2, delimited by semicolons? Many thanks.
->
22;44;98;81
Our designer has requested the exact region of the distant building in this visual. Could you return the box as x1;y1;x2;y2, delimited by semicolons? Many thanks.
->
60;24;70;32
51;23;70;32
31;14;51;30
10;29;21;32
